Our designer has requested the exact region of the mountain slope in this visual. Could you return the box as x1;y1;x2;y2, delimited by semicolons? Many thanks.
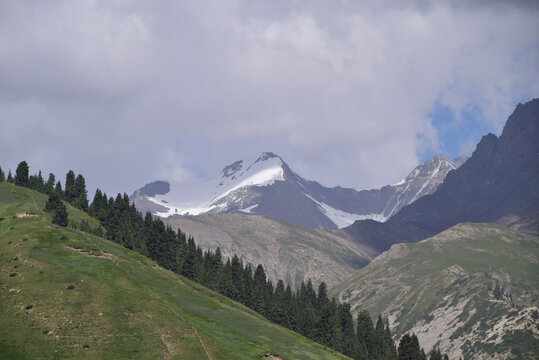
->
133;152;462;230
332;223;539;360
163;213;372;289
343;98;539;254
0;183;349;360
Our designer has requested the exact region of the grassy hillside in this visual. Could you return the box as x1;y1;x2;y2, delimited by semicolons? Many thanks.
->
331;223;539;360
165;214;372;289
0;183;349;360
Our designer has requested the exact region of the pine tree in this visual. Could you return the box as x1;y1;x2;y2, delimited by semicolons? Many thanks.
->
44;192;63;213
398;333;422;360
334;303;358;359
0;165;5;182
385;319;398;359
272;280;288;326
64;170;76;201
230;254;244;302
357;309;376;360
314;282;335;347
73;174;89;210
52;203;68;227
55;181;63;195
253;264;267;315
14;161;29;187
429;348;442;360
7;170;13;183
181;237;197;280
46;173;56;194
242;264;254;308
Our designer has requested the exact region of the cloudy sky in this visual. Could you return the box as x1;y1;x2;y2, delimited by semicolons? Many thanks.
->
1;0;538;197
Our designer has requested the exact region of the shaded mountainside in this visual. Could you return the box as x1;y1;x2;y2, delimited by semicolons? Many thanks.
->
133;152;461;230
0;183;349;360
164;213;372;289
343;98;539;254
332;223;539;360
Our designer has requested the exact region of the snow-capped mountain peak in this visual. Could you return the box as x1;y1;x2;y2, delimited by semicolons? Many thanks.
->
132;152;286;218
131;153;466;230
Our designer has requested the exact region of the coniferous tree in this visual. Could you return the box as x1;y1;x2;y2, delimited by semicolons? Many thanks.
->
14;161;29;187
0;166;5;182
242;264;254;308
73;174;89;210
55;181;63;195
334;303;358;359
45;193;68;227
44;192;63;213
37;171;45;192
52;203;68;227
7;170;13;183
230;254;244;302
385;319;398;359
398;333;422;360
357;309;377;360
272;280;288;326
312;282;334;347
46;173;56;194
64;170;76;201
253;264;267;315
429;348;442;360
284;284;297;331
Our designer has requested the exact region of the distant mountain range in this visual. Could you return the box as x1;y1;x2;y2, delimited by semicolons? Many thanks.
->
132;152;466;230
342;98;539;255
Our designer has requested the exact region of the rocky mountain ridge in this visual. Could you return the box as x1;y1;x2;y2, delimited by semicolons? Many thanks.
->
132;152;464;230
343;98;539;254
331;222;539;360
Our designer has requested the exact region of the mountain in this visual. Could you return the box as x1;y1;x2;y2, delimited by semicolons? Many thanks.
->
331;222;539;360
132;152;464;230
0;182;349;360
342;98;539;254
163;213;372;289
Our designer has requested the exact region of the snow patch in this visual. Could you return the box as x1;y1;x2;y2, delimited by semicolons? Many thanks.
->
147;154;285;217
305;194;387;228
239;204;259;214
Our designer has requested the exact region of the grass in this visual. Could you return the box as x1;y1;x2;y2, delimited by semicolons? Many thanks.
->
331;222;539;359
0;183;350;360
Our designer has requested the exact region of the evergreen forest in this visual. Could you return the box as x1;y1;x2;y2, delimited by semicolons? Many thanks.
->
0;161;450;360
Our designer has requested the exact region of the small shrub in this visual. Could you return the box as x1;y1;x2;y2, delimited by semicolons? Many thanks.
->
66;285;75;290
13;264;19;269
60;235;69;241
83;344;89;349
0;217;5;222
26;304;33;310
39;270;45;274
22;237;28;242
8;240;12;244
9;226;14;230
9;272;17;277
13;257;18;261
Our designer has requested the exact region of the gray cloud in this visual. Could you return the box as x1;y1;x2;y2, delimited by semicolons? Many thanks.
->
1;1;538;197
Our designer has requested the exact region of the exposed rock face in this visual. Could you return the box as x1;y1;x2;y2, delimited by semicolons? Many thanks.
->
343;98;539;254
131;152;462;230
163;213;371;289
332;223;539;360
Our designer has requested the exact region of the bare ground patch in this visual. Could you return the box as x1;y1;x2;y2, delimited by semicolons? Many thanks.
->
66;246;115;260
16;212;40;218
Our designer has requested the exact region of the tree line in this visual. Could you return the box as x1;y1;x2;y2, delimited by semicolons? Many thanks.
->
1;161;449;360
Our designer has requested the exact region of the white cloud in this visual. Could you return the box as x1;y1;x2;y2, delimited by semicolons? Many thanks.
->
0;0;537;194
